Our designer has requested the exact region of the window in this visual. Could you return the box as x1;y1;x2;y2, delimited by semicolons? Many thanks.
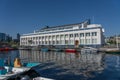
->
39;37;41;39
42;36;44;39
56;35;59;38
70;34;73;38
65;34;68;38
56;40;59;44
86;33;90;36
53;41;55;44
36;37;38;40
45;36;47;39
36;41;38;44
49;36;51;39
80;39;84;44
80;33;84;37
39;41;41;44
65;40;68;44
33;37;35;40
52;36;55;39
74;33;79;37
92;38;97;44
92;32;97;36
49;41;51;44
60;35;64;39
85;39;90;44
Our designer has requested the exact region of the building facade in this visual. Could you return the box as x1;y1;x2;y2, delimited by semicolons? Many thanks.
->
0;33;6;41
20;20;105;48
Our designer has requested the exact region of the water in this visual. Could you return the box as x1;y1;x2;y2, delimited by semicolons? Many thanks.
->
0;50;120;80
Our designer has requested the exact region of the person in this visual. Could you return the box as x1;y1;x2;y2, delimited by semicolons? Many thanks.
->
14;58;22;67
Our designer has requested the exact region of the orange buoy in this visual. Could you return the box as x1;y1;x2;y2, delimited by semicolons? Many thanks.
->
14;58;22;67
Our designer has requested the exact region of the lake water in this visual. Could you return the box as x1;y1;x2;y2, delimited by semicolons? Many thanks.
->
0;50;120;80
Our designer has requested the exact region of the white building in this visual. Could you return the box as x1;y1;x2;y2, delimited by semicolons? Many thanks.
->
20;20;105;48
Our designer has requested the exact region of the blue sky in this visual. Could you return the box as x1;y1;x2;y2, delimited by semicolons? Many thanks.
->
0;0;120;38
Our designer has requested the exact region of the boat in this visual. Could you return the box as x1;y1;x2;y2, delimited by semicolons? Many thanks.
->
81;47;98;53
51;48;62;52
104;48;120;54
0;58;54;80
65;48;77;53
41;48;49;52
0;67;54;80
19;46;32;50
0;47;14;51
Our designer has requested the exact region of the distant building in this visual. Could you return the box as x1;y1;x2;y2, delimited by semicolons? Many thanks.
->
0;33;12;42
105;35;120;47
17;33;20;42
6;35;12;42
20;20;105;48
0;33;6;41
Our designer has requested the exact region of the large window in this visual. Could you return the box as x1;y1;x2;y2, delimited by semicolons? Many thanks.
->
85;39;90;44
70;34;73;38
69;40;74;44
56;35;59;38
80;33;84;37
49;36;51;39
36;37;38;40
56;40;59;44
39;37;41;39
86;33;90;36
53;41;55;44
52;36;55;39
42;36;44;39
80;39;84;44
60;35;64;38
92;32;97;36
39;41;41;45
65;34;68;38
92;38;97;44
74;33;79;37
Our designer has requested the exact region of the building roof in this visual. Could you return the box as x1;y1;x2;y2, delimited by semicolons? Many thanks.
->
38;19;91;31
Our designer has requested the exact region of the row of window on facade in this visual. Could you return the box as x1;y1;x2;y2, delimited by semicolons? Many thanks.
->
21;32;97;41
21;38;97;45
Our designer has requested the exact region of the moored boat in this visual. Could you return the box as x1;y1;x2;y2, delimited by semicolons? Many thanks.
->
81;47;98;53
0;47;14;51
0;58;54;80
51;48;62;52
65;49;77;53
105;50;120;54
41;48;49;52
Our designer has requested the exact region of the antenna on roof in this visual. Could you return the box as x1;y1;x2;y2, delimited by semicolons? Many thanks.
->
87;19;91;24
46;26;49;28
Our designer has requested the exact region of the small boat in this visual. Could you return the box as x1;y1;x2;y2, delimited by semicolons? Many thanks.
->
81;47;98;53
0;58;54;80
51;48;62;52
0;67;54;80
19;46;32;50
41;48;49;52
65;49;77;53
105;50;120;54
0;47;13;51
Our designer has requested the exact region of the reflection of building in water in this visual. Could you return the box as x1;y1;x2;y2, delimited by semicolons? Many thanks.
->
19;50;105;77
